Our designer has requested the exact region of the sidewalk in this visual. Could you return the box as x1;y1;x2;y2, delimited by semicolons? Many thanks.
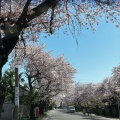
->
80;112;120;120
90;114;119;120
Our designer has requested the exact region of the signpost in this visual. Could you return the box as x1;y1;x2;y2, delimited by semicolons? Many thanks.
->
15;87;19;106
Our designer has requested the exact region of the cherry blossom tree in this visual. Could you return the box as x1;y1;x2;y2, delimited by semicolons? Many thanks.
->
73;83;98;109
98;67;120;106
0;0;120;114
72;65;120;115
16;45;76;97
112;66;120;87
11;44;76;109
58;64;120;116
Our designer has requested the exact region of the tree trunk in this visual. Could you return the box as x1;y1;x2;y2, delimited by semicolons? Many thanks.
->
0;36;19;118
0;83;6;119
0;64;5;119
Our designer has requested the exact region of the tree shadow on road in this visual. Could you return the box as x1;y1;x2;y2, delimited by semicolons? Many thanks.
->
81;115;112;120
73;112;112;120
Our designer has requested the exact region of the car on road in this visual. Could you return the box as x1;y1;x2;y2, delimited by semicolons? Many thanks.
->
67;106;75;113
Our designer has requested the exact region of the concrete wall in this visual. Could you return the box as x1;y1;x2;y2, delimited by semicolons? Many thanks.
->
1;103;14;120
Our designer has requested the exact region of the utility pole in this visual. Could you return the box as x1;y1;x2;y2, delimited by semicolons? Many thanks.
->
14;48;19;120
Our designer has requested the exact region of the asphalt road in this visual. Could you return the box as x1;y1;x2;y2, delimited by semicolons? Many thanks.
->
43;109;119;120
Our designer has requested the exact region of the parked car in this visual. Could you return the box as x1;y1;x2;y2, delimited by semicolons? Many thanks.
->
67;106;75;113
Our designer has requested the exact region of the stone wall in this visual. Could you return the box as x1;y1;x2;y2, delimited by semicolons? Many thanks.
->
1;103;14;120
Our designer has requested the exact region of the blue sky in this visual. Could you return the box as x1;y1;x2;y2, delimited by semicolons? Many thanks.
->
2;18;120;84
39;19;120;84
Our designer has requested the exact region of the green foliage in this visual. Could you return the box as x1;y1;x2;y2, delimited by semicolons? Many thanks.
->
1;69;15;103
1;68;25;103
19;115;30;120
36;116;41;120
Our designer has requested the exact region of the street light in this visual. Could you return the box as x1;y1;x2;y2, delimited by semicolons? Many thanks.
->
114;87;120;120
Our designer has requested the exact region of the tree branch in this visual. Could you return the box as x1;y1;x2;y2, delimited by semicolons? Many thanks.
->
17;0;58;30
16;0;32;25
49;5;55;34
